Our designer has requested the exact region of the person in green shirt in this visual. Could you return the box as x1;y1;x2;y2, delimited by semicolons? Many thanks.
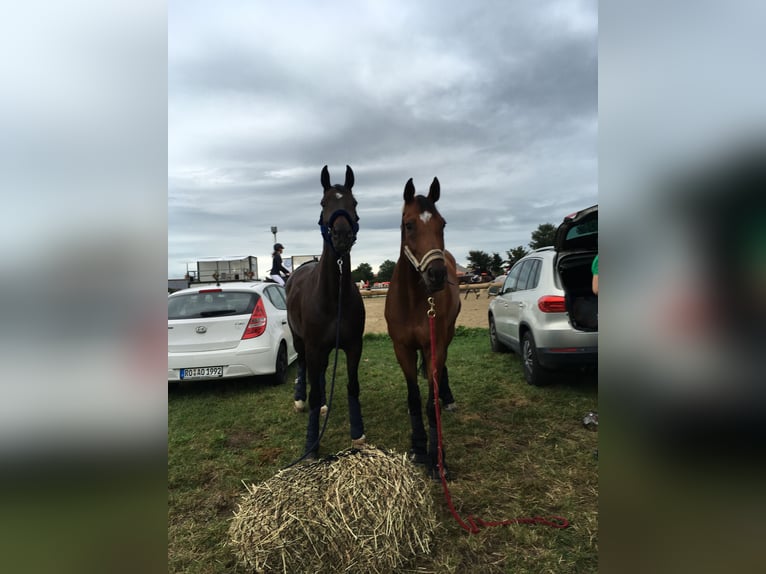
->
591;254;598;295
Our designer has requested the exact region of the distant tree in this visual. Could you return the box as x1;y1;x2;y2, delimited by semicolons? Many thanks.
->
529;223;557;250
352;262;374;283
490;253;504;276
376;259;396;283
466;250;493;274
505;245;529;268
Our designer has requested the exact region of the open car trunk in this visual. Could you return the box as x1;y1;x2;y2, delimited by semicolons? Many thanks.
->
555;204;598;332
558;253;598;332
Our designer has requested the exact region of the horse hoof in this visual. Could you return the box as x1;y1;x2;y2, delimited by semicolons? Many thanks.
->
428;464;453;482
293;400;306;412
320;404;328;416
443;401;458;412
351;434;366;448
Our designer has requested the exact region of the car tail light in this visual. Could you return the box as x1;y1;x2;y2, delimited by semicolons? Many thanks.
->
242;298;267;339
199;288;222;293
538;295;567;313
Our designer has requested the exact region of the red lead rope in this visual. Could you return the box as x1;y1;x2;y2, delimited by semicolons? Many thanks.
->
427;301;569;533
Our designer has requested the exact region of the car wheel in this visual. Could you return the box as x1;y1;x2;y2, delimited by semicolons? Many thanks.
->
489;314;506;352
521;331;550;386
271;342;288;385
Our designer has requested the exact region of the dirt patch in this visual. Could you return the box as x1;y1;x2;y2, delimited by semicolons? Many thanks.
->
362;291;492;335
225;430;261;449
257;447;284;465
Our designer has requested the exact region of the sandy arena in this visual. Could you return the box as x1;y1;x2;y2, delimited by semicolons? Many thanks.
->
362;288;492;335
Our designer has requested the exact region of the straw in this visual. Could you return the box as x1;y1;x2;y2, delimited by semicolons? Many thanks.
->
228;445;438;573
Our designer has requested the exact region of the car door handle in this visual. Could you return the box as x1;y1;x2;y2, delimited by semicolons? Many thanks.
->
281;319;287;325
518;302;525;308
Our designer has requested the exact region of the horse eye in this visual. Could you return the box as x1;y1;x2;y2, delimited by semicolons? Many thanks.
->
405;221;414;232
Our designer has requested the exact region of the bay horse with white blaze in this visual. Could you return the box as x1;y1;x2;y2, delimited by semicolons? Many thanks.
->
384;177;461;479
285;165;366;459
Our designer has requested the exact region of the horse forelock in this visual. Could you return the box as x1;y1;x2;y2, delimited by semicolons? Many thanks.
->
415;195;435;213
323;185;357;210
330;184;350;195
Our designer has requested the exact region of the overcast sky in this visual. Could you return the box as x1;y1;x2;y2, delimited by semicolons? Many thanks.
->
168;0;597;278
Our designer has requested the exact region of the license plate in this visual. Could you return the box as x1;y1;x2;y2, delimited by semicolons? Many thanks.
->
180;366;224;379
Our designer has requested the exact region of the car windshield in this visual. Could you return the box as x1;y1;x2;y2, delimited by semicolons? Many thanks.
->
168;291;258;320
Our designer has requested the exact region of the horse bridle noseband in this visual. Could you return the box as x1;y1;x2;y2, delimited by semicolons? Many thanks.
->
403;245;445;273
318;209;359;248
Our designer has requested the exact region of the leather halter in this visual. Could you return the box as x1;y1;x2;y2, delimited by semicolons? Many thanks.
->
403;245;445;273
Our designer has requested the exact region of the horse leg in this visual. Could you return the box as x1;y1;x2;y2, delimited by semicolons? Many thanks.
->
424;350;449;480
303;351;328;459
292;335;307;411
293;356;307;412
394;344;427;465
439;364;456;410
344;344;365;445
320;366;328;413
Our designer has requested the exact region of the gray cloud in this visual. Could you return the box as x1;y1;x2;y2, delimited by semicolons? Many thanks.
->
169;0;597;275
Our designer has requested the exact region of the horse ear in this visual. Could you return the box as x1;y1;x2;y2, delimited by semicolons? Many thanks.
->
403;178;415;202
321;165;330;189
427;177;440;203
344;165;354;190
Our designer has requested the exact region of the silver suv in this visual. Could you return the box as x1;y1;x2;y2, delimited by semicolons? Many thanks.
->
488;205;598;385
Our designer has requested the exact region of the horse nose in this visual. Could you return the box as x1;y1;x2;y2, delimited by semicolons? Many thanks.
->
333;227;353;239
331;225;354;243
331;220;356;252
427;265;446;288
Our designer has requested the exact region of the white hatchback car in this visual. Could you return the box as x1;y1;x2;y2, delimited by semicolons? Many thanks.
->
168;282;297;384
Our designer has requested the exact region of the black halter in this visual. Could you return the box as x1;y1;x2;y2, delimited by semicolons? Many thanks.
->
318;209;359;252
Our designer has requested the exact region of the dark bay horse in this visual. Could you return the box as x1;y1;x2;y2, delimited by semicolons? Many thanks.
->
384;177;461;478
285;165;366;459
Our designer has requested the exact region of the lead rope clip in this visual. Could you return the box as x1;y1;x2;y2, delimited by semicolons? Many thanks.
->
427;296;436;318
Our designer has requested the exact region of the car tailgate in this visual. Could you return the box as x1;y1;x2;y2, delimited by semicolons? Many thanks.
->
168;315;248;352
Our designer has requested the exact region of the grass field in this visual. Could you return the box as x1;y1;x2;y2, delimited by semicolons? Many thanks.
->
168;327;598;573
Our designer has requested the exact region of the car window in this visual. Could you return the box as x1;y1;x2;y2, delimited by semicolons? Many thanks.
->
264;285;287;310
519;259;541;290
168;291;258;319
515;260;534;291
529;259;542;289
560;214;598;251
566;217;598;241
503;263;523;293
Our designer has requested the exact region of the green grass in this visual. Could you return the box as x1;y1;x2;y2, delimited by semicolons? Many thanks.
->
169;328;598;573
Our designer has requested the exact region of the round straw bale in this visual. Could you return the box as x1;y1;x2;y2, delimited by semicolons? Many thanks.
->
228;445;438;573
